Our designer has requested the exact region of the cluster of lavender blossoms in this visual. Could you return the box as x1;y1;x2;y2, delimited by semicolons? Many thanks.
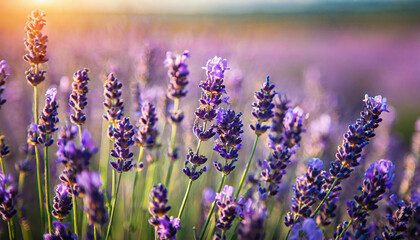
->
0;60;10;109
70;68;90;126
0;173;17;221
148;184;181;239
110;118;136;172
285;158;325;227
24;9;48;87
76;170;108;225
103;73;124;126
56;128;97;195
259;99;305;198
43;221;76;240
250;77;277;136
135;102;159;150
52;183;72;220
335;159;395;239
38;88;59;146
215;185;244;232
213;107;243;175
317;94;389;226
238;198;267;240
380;199;416;239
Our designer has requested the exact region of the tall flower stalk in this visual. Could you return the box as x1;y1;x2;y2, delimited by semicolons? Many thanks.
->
0;173;17;240
311;95;389;223
164;51;190;188
105;117;135;240
23;9;48;228
38;88;59;234
200;107;243;239
235;76;276;198
177;56;228;221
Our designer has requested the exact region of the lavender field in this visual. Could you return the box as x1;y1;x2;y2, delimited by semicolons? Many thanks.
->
0;5;419;240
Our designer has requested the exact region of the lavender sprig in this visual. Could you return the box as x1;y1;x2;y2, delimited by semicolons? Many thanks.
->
0;60;11;109
76;170;108;226
103;73;124;125
0;173;17;221
335;159;395;239
43;221;77;240
38;88;59;147
52;183;72;220
149;184;181;240
110;117;135;172
238;198;267;240
70;68;90;127
381;200;415;239
289;218;323;240
135;102;159;150
285;158;325;227
312;94;389;222
215;185;244;237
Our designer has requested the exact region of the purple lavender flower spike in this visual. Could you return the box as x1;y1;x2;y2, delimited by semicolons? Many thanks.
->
135;102;159;149
193;119;217;141
43;221;77;240
38;88;59;147
213;107;243;176
148;184;181;239
70;68;90;126
0;60;11;109
0;173;17;221
381;200;415;239
103;73;124;124
164;50;190;100
268;93;290;148
250;76;277;136
156;215;181;240
57;124;78;148
24;9;48;87
182;148;208;181
0;135;10;158
289;218;323;240
57;129;96;195
318;94;388;226
195;56;229;122
76;170;108;225
215;185;244;231
110;117;135;172
334;159;395;239
285;158;325;227
52;183;72;220
259;105;305;198
238;198;267;240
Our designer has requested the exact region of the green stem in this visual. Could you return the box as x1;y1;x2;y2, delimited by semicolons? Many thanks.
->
35;145;44;231
44;146;53;234
310;178;339;218
18;172;31;240
93;224;97;240
177;179;193;219
34;86;38;125
130;147;144;227
8;219;15;240
165;117;178;188
72;193;78;237
234;135;259;198
199;174;226;239
0;156;4;175
337;219;354;239
99;120;111;208
105;172;122;240
78;125;83;143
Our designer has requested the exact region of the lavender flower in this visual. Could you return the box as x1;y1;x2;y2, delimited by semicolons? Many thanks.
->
0;60;10;109
238;198;266;240
76;170;108;225
110;117;135;172
0;135;10;159
24;9;48;87
52;183;72;220
213;107;243;175
318;94;388;226
285;158;325;227
334;159;395;239
103;73;124;124
27;123;39;146
135;102;159;149
215;185;244;231
250;76;276;136
259;106;305;197
0;173;17;221
149;184;181;239
381;200;415;239
57;130;97;195
268;93;290;148
182;148;208;181
164;50;190;99
57;124;78;148
43;221;77;240
38;88;59;147
195;56;229;122
70;68;90;125
289;218;323;240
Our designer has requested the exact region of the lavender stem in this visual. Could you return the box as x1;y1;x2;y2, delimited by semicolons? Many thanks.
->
44;146;53;234
105;172;122;240
72;194;78;237
165;98;179;188
234;135;259;198
177;179;193;219
310;178;338;218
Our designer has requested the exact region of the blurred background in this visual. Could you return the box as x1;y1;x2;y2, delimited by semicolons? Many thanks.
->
1;0;420;238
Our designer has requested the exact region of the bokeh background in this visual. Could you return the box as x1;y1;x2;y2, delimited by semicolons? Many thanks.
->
0;0;420;239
